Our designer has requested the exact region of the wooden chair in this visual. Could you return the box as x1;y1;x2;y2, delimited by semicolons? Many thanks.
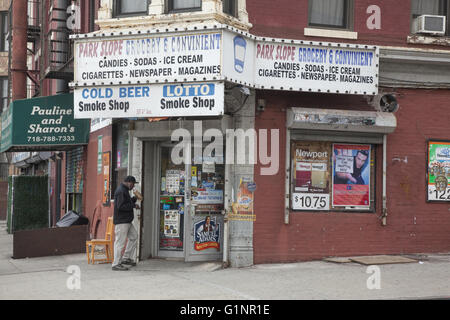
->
86;217;114;264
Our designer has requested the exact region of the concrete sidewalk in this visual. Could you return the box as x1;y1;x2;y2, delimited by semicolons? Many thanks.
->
1;220;450;300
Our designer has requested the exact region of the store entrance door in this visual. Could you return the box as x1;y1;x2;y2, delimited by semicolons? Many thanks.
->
140;140;224;262
157;143;187;258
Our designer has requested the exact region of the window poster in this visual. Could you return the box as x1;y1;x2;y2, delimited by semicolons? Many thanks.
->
332;144;371;207
427;141;450;202
194;215;221;252
97;135;102;174
292;141;331;210
166;170;181;194
164;210;180;238
102;151;111;206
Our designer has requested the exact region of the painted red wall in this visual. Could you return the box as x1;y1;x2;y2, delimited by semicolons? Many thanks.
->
83;125;114;239
253;89;450;264
247;0;444;50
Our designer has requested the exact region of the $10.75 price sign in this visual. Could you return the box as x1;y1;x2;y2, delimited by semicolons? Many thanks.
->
292;193;330;211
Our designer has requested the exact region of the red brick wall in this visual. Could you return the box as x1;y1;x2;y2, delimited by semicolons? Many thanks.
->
247;0;444;50
253;88;450;264
84;125;114;239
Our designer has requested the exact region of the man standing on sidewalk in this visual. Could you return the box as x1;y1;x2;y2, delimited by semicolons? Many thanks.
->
112;176;140;271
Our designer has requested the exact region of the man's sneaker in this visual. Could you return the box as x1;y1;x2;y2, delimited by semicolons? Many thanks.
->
121;259;137;267
112;264;129;271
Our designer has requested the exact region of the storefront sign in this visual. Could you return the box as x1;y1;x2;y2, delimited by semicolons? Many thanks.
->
254;41;378;94
74;82;224;119
292;141;331;211
222;31;255;86
73;27;379;98
74;32;222;85
194;216;220;251
427;141;450;202
0;93;90;152
332;144;371;207
90;118;112;133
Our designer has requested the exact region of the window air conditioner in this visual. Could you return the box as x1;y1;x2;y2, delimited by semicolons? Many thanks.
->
413;15;446;35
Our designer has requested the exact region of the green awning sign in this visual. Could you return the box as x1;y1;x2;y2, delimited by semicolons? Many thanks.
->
0;93;90;152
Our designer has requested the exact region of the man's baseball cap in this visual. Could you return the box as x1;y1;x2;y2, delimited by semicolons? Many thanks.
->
124;176;139;184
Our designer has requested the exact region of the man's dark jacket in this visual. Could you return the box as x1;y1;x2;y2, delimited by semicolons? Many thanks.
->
113;183;137;225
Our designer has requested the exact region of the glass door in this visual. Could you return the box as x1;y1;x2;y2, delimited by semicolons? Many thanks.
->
156;141;225;262
158;145;186;258
185;143;225;262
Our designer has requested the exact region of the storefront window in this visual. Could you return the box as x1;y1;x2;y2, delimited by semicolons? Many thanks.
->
112;121;129;193
291;141;375;212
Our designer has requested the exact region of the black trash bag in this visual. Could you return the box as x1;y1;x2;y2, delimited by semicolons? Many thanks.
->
56;210;89;227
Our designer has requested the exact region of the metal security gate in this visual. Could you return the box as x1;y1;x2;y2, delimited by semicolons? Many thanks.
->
65;146;84;214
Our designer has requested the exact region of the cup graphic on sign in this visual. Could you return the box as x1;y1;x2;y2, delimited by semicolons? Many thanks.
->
233;36;247;73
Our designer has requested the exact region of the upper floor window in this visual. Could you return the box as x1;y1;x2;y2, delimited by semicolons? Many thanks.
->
411;0;449;35
0;11;9;52
168;0;202;13
308;0;352;29
0;77;8;114
412;0;447;17
115;0;149;17
223;0;237;17
89;0;98;32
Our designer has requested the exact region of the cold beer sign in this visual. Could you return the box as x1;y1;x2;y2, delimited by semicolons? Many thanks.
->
74;82;224;119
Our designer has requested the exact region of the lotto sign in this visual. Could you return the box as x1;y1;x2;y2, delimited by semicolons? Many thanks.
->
427;141;450;202
74;82;224;119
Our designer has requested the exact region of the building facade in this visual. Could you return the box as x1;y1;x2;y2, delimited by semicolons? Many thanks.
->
0;0;11;220
72;0;450;267
2;0;96;225
77;0;256;266
249;0;450;263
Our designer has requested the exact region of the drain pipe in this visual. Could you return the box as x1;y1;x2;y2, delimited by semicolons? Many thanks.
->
11;0;28;101
284;127;290;225
222;210;229;267
222;116;233;268
381;134;387;226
